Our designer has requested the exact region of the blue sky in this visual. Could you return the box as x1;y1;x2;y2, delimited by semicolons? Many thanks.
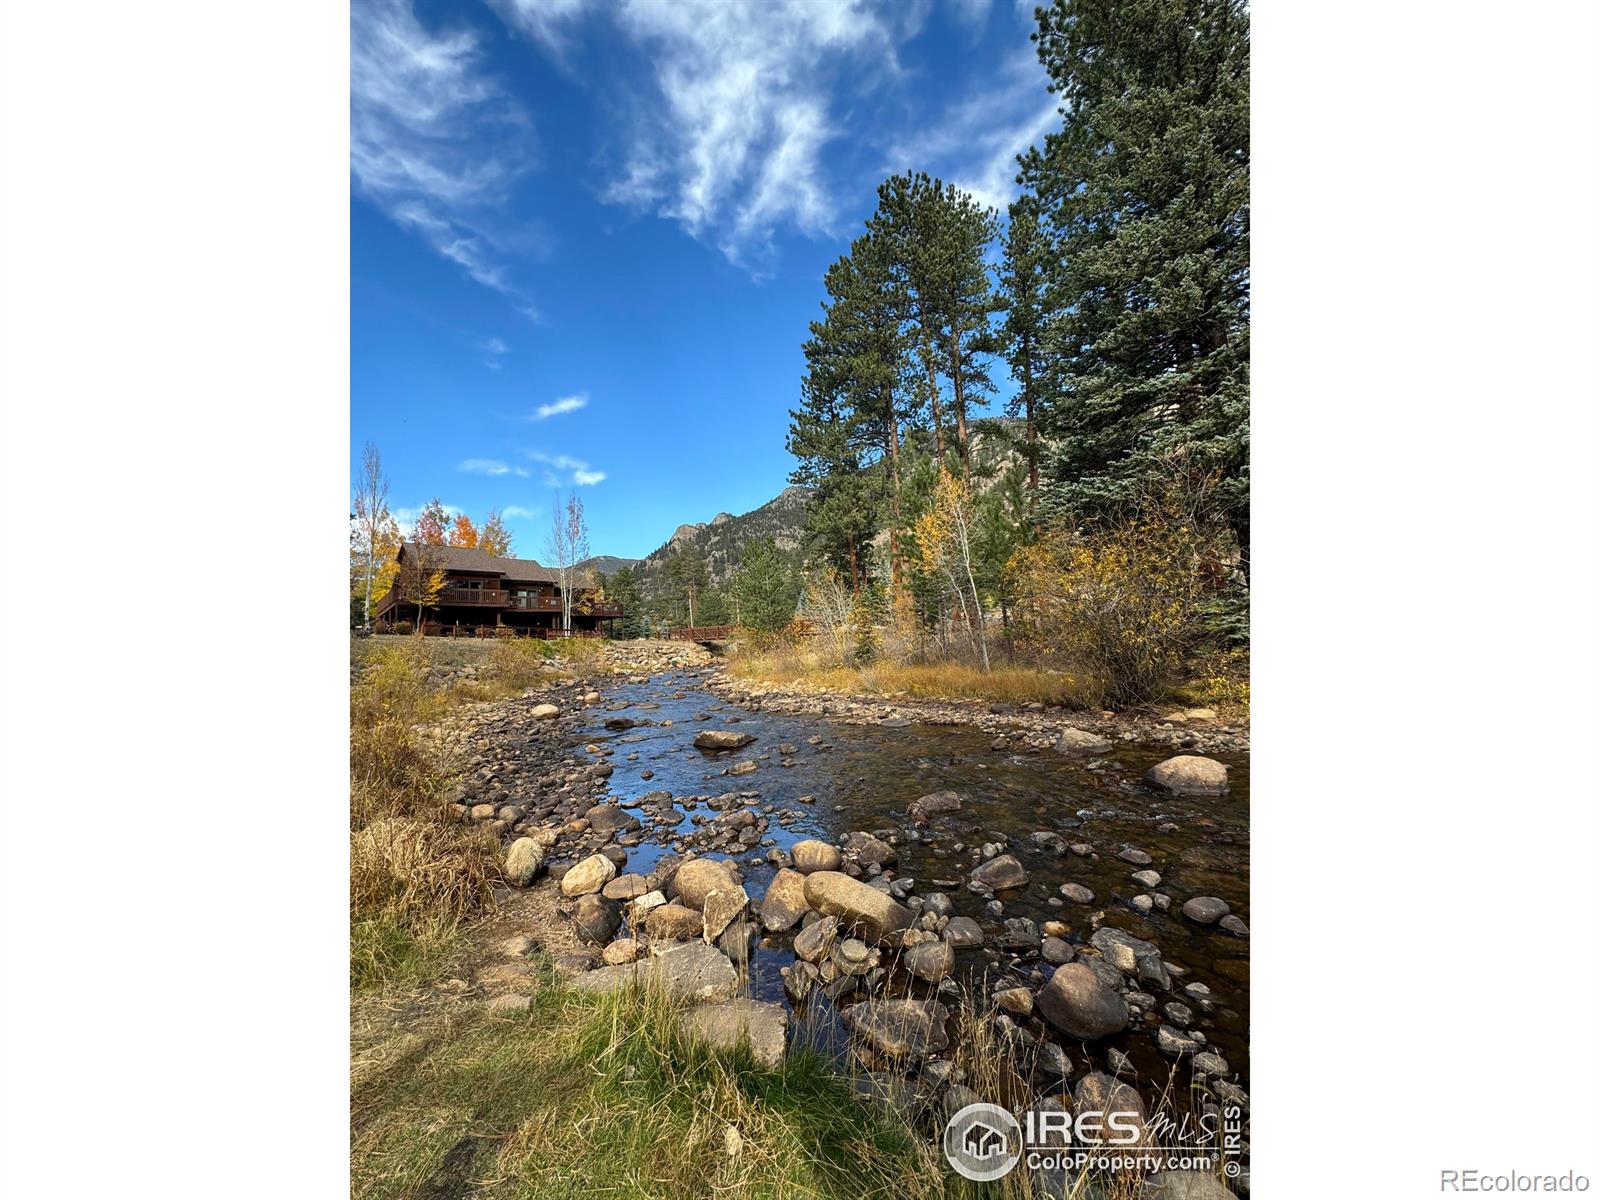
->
352;0;1057;560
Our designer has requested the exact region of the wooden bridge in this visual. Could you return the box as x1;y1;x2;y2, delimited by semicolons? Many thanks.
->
669;625;735;646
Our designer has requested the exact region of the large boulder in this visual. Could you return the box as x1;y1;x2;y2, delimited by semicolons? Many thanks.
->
793;915;839;962
1036;963;1131;1040
644;902;705;941
1143;755;1230;797
790;840;842;874
759;868;811;932
1058;727;1113;755
560;853;617;898
842;998;950;1061
531;703;560;720
1074;1072;1147;1146
680;999;788;1068
701;883;750;944
673;858;740;909
971;854;1029;891
503;837;546;887
801;872;913;944
568;941;738;1003
905;939;955;983
694;729;755;751
841;831;896;867
573;894;621;945
908;790;963;822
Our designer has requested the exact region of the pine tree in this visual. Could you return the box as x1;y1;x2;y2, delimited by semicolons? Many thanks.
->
730;538;798;632
1020;0;1250;561
999;199;1050;494
479;509;513;557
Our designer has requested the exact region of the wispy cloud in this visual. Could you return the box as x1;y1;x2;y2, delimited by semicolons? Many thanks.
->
352;0;537;311
393;502;464;531
458;458;529;477
882;47;1058;212
498;0;902;269
501;504;540;520
529;393;588;420
524;449;607;487
483;337;509;355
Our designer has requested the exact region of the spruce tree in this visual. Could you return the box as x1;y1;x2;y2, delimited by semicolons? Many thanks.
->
1021;0;1250;560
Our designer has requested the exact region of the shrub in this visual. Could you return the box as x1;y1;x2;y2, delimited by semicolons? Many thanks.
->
487;636;555;690
1009;514;1224;708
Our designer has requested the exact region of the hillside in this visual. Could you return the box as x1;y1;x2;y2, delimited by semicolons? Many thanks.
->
635;485;812;592
575;554;643;577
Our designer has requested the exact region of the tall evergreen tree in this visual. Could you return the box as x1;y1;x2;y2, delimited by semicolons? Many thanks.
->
999;199;1051;494
1020;0;1250;561
730;537;799;632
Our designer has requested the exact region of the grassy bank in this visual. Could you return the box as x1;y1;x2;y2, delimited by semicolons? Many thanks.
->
351;966;960;1200
727;638;1249;718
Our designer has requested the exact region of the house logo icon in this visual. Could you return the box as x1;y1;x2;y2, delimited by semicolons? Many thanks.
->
943;1103;1022;1181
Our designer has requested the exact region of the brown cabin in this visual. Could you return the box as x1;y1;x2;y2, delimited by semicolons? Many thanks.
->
373;542;621;636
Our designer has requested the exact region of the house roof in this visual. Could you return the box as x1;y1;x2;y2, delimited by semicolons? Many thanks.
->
398;541;561;584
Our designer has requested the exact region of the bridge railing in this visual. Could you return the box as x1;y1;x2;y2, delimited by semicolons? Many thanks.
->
669;625;735;641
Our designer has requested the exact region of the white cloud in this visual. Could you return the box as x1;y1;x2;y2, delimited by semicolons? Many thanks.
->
352;0;537;309
501;504;540;520
530;393;588;420
483;337;509;355
458;458;529;477
950;0;995;25
523;449;606;487
882;47;1058;212
393;502;464;531
499;0;899;268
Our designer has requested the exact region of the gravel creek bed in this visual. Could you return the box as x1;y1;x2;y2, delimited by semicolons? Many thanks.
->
436;647;1250;1189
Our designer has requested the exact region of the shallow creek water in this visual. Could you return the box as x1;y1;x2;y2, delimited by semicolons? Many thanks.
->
569;667;1249;1109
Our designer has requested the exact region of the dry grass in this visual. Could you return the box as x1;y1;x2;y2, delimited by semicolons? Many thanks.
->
730;641;1096;708
352;966;950;1200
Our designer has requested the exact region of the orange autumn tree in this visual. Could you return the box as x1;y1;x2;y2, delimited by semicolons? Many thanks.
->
448;512;479;548
414;499;451;546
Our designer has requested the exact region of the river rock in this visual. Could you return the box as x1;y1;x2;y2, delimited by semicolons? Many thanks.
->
531;703;560;720
503;837;546;887
942;916;984;948
1059;882;1095;904
645;902;705;940
1131;869;1162;889
602;873;651;901
568;940;738;1003
573;894;620;944
1074;1072;1147;1144
1141;1171;1236;1200
1181;896;1231;924
694;729;755;750
790;839;843;873
842;998;950;1061
728;760;757;776
674;858;740;909
802;871;913;943
701;883;750;943
1041;935;1074;964
1090;927;1162;974
602;939;640;965
759;868;811;932
680;998;788;1068
970;854;1029;890
904;939;955;982
1036;963;1130;1040
1219;914;1249;938
1058;727;1113;755
842;831;896;867
1143;755;1230;797
793;914;838;962
908;790;963;821
585;804;641;836
560;853;617;898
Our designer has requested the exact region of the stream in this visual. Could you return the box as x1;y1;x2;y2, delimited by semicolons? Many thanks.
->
568;666;1249;1117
